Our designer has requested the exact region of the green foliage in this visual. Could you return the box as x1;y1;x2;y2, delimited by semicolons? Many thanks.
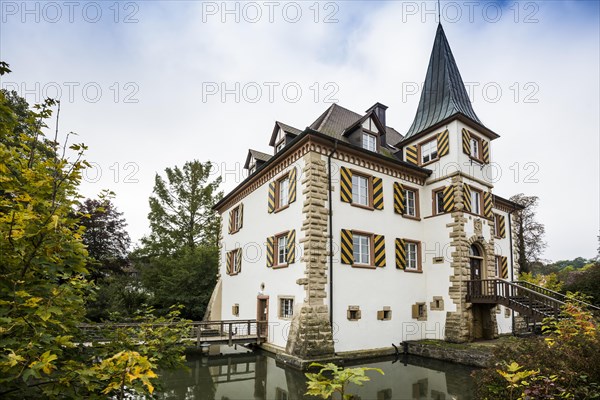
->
139;246;218;320
305;362;384;400
86;273;150;321
0;67;187;398
519;271;563;293
473;298;600;399
510;194;546;273
562;263;600;304
140;160;223;257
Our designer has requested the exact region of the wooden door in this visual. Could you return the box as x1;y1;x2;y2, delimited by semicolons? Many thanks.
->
257;296;269;339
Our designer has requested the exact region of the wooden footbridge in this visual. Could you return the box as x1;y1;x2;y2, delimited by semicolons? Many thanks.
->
79;319;266;348
466;279;600;322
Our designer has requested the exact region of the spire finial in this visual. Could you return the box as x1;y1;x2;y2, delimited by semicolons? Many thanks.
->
438;0;441;23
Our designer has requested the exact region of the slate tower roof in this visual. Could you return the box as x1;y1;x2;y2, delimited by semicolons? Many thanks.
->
404;23;495;140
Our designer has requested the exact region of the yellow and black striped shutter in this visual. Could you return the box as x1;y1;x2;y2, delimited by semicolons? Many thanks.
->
288;167;297;204
236;248;242;273
226;252;232;275
393;182;405;214
442;185;455;212
228;209;234;234
501;256;509;279
437;129;450;157
463;184;472;212
341;229;353;265
462;128;471;155
268;182;276;213
482;141;490;164
498;215;506;238
286;230;296;264
483;192;493;219
405;145;419;165
340;167;352;203
239;203;244;229
373;234;386;267
266;236;275;267
395;238;406;270
373;177;384;210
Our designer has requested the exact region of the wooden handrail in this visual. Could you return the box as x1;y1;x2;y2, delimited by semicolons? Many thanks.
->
513;281;600;311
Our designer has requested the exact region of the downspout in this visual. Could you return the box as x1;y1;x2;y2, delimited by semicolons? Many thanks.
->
508;206;516;335
328;141;339;328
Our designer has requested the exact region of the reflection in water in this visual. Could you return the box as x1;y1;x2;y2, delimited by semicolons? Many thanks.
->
156;347;475;400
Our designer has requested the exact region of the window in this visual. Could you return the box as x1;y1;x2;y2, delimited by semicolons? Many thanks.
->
412;302;427;321
362;132;377;152
495;256;501;277
493;214;502;237
405;242;419;271
347;306;361;321
352;174;369;206
353;234;371;265
279;297;294;319
248;158;256;174
276;141;285;153
420;139;438;164
434;189;445;215
404;189;417;217
232;304;239;317
231;206;241;233
471;189;482;215
377;307;392;321
276;234;288;266
470;137;480;159
278;176;289;208
430;296;444;311
275;128;286;153
227;249;241;276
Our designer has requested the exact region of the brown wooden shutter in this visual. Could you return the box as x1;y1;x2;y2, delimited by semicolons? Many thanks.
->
498;215;506;238
377;310;385;320
411;304;419;319
395;238;406;270
405;145;419;165
268;182;276;213
483;192;493;219
228;209;233;234
341;229;353;265
266;236;275;267
463;184;472;212
373;234;386;267
373;177;384;210
236;248;242;274
340;167;352;203
442;185;455;213
437;129;450;157
286;230;296;264
288;167;297;204
462;128;471;155
393;182;405;214
482;140;490;164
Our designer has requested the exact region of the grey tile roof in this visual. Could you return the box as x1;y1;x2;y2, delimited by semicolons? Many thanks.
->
404;24;487;140
244;149;272;169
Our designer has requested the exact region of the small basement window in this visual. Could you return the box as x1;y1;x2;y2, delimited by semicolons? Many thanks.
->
412;302;427;321
347;306;361;321
377;306;392;321
430;296;444;311
232;304;239;317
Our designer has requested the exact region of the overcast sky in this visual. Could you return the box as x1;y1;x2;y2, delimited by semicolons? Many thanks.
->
1;1;598;262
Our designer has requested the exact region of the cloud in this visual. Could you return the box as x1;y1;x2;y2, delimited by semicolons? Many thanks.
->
1;1;598;261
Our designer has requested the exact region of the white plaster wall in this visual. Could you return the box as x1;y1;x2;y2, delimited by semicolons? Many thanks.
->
492;207;516;334
219;159;307;349
330;159;455;351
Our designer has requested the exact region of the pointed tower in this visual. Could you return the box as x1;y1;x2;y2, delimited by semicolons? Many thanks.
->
401;23;498;143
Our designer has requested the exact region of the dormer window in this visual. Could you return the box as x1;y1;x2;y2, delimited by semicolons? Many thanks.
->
276;141;285;153
421;138;438;164
362;133;377;152
274;127;286;153
248;158;256;174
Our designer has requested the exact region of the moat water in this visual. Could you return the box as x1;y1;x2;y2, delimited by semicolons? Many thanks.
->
155;346;476;400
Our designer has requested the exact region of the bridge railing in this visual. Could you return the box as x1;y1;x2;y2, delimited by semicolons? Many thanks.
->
512;281;600;313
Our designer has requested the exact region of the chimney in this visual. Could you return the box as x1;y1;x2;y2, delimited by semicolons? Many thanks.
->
366;102;388;147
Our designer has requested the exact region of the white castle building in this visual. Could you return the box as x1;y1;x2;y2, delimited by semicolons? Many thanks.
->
209;23;523;364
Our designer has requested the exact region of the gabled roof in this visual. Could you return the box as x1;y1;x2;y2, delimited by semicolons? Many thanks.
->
244;149;272;169
268;121;303;146
403;24;495;141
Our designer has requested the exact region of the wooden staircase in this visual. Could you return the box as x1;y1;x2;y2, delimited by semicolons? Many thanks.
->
466;279;600;323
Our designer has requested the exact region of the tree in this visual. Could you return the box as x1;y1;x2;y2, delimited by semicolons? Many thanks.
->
76;196;131;279
0;65;185;398
141;161;222;256
509;194;547;274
